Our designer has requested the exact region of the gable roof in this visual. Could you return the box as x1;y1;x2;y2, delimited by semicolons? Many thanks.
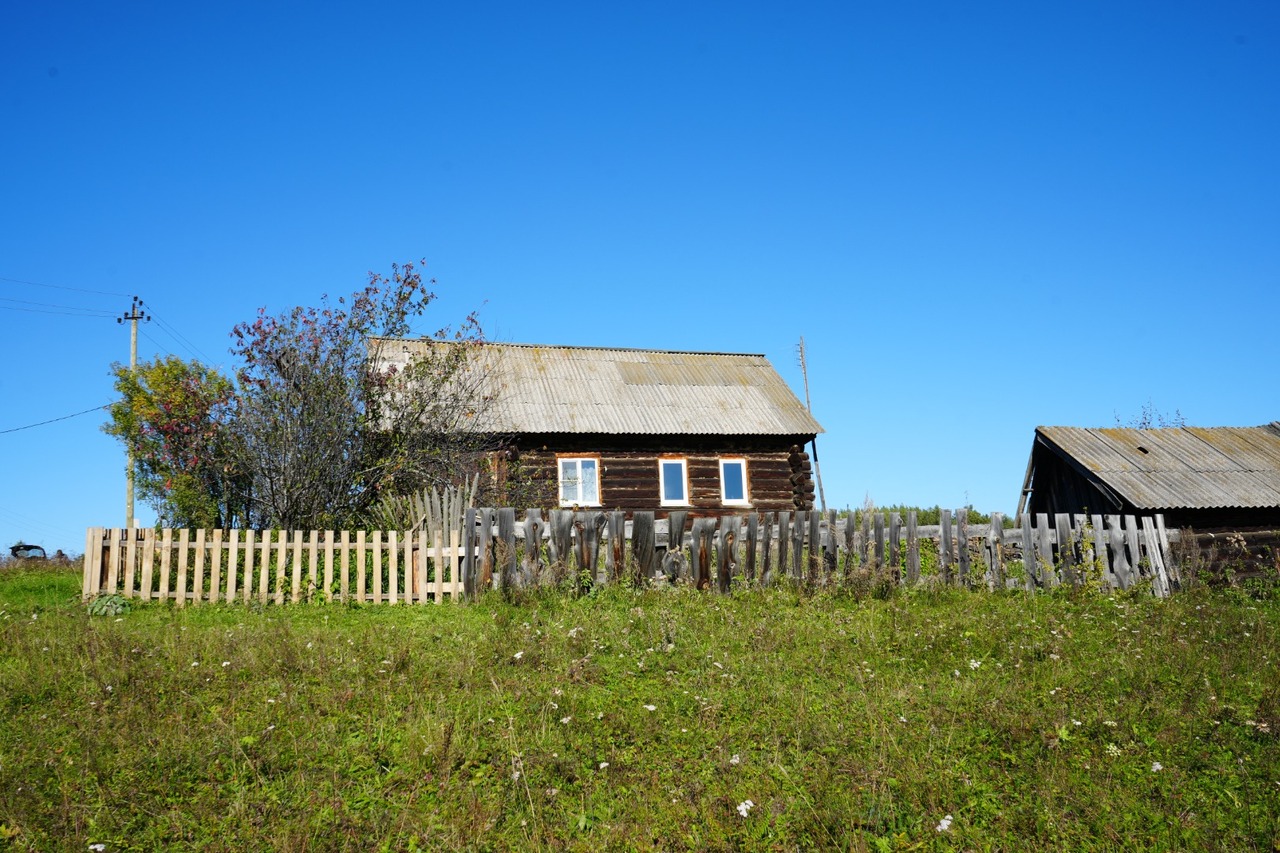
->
383;340;824;436
1028;423;1280;511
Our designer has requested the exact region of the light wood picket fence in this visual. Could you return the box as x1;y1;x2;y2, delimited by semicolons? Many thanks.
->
83;527;466;605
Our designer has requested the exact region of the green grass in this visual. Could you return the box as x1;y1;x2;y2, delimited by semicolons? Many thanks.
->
1;561;1278;851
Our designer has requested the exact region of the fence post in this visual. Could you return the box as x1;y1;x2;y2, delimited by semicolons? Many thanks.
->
956;510;970;587
607;512;626;583
524;509;544;586
632;512;656;586
988;514;1005;590
1020;515;1038;591
906;511;920;585
498;508;517;592
744;513;759;586
462;507;478;599
939;510;953;585
761;512;775;586
888;512;901;585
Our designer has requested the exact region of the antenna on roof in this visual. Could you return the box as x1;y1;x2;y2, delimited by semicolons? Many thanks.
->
797;336;826;514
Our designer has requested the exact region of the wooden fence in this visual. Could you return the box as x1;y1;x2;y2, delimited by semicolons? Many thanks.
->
84;509;1182;604
83;527;467;605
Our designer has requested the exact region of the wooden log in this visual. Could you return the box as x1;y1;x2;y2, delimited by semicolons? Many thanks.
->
906;511;920;585
631;511;656;586
1054;514;1076;586
956;510;970;587
1020;514;1038;591
159;528;173;601
745;513;759;585
939;509;953;585
607;511;626;583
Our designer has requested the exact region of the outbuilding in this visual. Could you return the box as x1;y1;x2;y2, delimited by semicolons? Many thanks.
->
1018;423;1280;530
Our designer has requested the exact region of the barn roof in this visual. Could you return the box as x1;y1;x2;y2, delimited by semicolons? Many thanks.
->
1030;423;1280;510
380;340;824;437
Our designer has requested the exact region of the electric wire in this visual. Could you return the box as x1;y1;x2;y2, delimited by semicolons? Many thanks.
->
0;403;114;435
0;275;130;298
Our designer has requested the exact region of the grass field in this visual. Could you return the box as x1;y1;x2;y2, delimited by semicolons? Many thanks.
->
1;560;1278;851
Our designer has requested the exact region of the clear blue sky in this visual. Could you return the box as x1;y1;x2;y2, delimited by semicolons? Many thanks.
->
3;1;1278;553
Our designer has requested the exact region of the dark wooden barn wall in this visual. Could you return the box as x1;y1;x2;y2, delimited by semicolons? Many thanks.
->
488;434;816;514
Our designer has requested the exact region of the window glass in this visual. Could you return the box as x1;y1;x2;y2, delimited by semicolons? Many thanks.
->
558;457;601;506
660;459;687;504
721;459;746;503
581;459;599;504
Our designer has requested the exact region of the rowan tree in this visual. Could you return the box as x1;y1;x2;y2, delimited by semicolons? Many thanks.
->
103;356;244;528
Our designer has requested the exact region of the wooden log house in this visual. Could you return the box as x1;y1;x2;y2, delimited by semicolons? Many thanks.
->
379;341;824;516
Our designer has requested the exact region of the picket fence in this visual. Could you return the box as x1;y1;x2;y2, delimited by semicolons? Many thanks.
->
84;508;1181;605
82;527;468;605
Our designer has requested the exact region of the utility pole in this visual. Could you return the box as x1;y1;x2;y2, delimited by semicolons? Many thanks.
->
797;336;826;514
118;296;150;530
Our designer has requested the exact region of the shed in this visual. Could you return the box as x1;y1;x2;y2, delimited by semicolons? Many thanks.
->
380;340;824;514
1018;423;1280;529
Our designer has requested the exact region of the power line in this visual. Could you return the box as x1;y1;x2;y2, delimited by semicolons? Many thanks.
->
0;304;117;318
0;295;115;316
0;403;113;435
0;275;130;298
150;309;213;363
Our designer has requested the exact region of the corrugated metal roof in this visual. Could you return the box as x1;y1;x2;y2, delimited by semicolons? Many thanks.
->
1037;424;1280;509
380;340;824;436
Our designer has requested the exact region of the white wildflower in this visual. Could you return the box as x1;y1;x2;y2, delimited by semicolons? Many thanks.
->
1151;761;1163;772
737;799;755;817
513;651;523;660
644;704;656;711
730;754;740;765
560;716;572;725
599;761;609;770
221;661;231;668
936;814;953;832
969;659;981;670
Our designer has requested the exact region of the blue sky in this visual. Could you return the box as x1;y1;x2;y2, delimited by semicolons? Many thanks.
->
3;1;1277;552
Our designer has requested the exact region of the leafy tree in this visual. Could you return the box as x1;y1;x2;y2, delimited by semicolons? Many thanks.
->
229;261;489;529
103;356;244;528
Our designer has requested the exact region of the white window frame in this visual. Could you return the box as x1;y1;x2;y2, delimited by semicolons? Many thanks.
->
719;457;750;506
557;456;601;507
658;457;690;506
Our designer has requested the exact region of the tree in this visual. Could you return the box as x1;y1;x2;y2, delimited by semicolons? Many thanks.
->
228;261;489;529
103;356;244;528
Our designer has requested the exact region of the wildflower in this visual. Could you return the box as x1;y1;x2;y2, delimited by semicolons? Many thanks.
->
306;642;313;649
737;799;755;817
1103;720;1117;727
89;845;106;852
1151;761;1163;772
513;651;524;660
568;627;581;638
512;770;521;781
898;715;907;723
599;761;609;770
221;661;231;668
190;661;199;667
953;670;960;677
730;754;741;765
969;659;981;670
1105;743;1121;757
560;716;572;725
644;704;657;711
936;814;953;832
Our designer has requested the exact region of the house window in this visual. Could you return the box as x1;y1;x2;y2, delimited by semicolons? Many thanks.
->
720;458;749;505
659;458;689;506
558;457;600;506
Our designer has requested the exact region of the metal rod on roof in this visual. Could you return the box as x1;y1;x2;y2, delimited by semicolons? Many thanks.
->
798;336;826;514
